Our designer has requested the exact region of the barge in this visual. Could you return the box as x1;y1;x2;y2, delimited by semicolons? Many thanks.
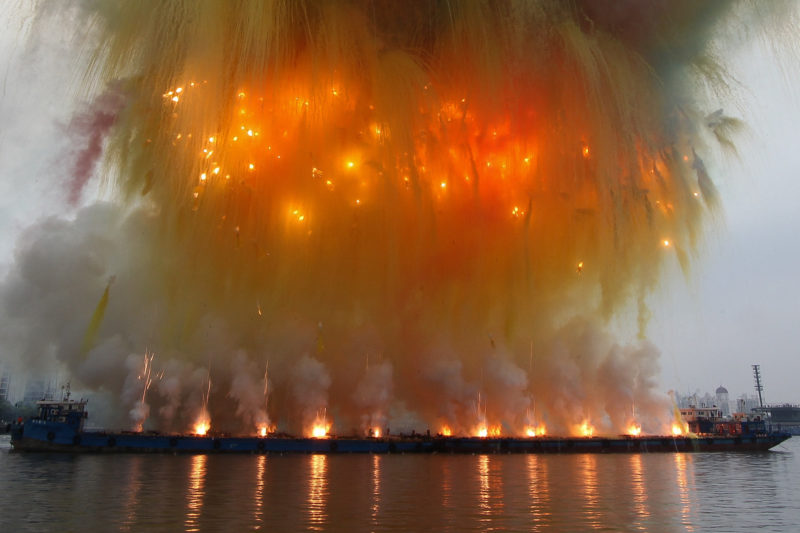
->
10;398;791;454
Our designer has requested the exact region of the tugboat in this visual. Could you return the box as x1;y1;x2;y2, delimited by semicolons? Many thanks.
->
10;394;791;454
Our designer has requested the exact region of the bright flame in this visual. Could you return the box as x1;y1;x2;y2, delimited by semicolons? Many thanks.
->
525;424;546;437
372;428;381;438
440;426;452;437
310;411;331;438
194;421;210;436
627;423;642;436
672;424;683;436
477;427;488;438
259;426;268;437
579;421;594;437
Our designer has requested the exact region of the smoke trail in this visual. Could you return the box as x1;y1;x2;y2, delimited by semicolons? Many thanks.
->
1;1;796;435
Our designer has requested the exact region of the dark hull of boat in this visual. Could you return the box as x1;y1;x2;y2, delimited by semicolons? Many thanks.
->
11;425;791;454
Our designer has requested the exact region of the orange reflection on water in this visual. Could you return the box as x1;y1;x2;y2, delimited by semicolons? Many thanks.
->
478;455;491;522
477;455;504;528
185;454;207;532
252;455;267;529
120;457;143;532
526;454;552;528
674;453;696;532
307;454;328;531
578;455;601;529
371;454;381;526
628;454;651;528
440;457;453;513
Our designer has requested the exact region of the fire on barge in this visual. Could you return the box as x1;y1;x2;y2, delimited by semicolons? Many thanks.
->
10;396;790;454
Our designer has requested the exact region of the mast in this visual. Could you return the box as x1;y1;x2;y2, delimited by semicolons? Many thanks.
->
752;364;764;408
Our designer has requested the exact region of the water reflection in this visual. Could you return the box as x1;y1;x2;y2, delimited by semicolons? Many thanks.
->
307;454;328;530
478;454;491;524
371;454;381;526
440;455;453;514
476;455;505;529
526;454;552;529
628;454;650;530
252;455;267;529
119;457;143;532
578;454;601;529
185;454;207;532
674;453;695;531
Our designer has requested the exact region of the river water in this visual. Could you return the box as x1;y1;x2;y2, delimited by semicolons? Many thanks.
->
0;435;796;532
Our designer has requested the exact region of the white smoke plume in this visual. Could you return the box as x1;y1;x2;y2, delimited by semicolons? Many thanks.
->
228;351;271;433
352;359;392;435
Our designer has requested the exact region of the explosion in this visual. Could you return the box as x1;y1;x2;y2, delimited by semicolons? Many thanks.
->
2;1;796;436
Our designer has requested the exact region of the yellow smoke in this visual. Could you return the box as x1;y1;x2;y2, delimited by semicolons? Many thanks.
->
81;278;113;357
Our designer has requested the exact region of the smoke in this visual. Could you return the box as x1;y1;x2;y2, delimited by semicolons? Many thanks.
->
291;355;331;434
0;1;796;436
352;359;392;434
228;351;271;432
65;84;127;205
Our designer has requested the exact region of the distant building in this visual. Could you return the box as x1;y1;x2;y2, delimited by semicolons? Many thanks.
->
715;385;731;416
22;377;58;404
736;394;761;414
0;370;10;402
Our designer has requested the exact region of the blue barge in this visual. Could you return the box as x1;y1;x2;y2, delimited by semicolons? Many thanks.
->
10;398;791;454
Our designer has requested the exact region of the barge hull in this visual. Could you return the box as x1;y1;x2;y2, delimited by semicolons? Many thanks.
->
11;429;791;454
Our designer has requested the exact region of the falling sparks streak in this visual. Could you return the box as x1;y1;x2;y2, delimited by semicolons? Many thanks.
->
158;78;696;262
193;371;212;436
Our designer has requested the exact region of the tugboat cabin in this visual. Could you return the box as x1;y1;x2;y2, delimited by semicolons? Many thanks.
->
33;399;88;431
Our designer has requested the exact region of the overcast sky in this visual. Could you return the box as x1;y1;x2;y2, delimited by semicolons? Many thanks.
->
0;5;798;403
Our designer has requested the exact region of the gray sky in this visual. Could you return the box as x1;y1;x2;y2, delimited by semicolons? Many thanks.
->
0;6;798;403
650;39;800;403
